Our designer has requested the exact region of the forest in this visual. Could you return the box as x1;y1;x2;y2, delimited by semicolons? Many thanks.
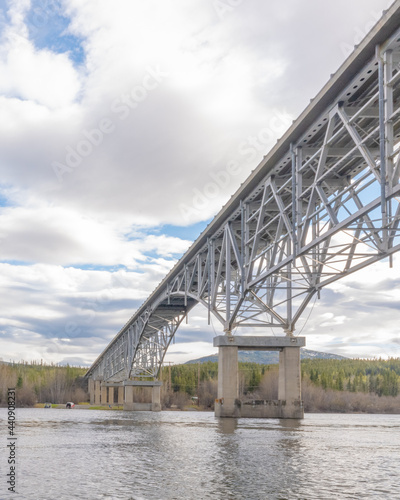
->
1;357;399;413
159;357;400;412
0;361;87;407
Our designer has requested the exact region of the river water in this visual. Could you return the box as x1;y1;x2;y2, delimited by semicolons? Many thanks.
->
0;409;399;500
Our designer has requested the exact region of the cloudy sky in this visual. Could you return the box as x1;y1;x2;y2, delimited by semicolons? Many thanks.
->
0;0;399;367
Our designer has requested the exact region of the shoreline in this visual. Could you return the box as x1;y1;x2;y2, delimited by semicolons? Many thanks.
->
0;404;397;414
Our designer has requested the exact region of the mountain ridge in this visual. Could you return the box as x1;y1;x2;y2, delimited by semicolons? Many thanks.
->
185;348;347;365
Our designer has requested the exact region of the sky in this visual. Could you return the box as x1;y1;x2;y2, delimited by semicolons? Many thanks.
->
0;0;399;367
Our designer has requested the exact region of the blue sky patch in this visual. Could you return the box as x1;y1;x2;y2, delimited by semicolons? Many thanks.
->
26;1;85;65
139;249;166;260
0;183;18;207
161;220;212;242
0;1;8;35
0;259;32;266
0;192;10;207
66;264;129;272
131;220;212;243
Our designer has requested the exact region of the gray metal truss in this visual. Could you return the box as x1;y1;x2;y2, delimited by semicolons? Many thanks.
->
86;2;400;382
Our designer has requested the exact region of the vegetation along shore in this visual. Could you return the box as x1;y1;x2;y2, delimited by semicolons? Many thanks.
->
0;357;399;414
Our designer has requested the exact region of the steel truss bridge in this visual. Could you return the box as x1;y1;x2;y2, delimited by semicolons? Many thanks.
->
87;2;400;383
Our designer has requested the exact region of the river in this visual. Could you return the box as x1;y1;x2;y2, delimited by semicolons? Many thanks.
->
0;409;399;499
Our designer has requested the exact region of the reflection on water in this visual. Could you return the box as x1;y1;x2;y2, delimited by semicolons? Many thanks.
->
217;417;237;435
0;409;399;500
278;418;302;430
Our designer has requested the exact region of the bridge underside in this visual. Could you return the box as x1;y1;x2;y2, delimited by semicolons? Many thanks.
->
96;296;198;382
86;3;400;418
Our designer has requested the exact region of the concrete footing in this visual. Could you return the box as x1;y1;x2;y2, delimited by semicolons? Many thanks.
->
214;335;305;419
123;381;162;412
88;380;162;411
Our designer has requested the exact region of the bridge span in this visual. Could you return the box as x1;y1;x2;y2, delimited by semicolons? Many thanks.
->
86;2;400;418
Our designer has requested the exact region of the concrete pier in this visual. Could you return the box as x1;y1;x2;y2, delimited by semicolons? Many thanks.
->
215;341;239;417
118;386;124;404
278;346;303;418
95;382;121;406
123;381;162;412
214;335;305;419
108;386;114;405
88;378;95;405
94;380;101;405
151;384;161;412
88;379;162;410
101;384;108;405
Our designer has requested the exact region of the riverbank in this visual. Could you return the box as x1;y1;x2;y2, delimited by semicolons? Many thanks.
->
33;403;208;411
31;402;400;414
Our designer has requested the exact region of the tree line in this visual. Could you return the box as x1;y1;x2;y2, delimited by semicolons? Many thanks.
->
301;358;400;397
0;361;88;407
159;358;400;413
1;357;399;413
162;357;400;398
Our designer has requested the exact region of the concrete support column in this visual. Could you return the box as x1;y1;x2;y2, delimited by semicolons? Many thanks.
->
94;380;101;405
215;344;239;418
152;384;161;412
118;386;124;404
101;384;108;405
123;381;162;411
278;347;303;418
214;335;305;419
123;385;134;411
108;387;114;405
88;378;95;405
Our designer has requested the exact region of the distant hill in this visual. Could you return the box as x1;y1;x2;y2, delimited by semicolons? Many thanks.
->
185;348;347;365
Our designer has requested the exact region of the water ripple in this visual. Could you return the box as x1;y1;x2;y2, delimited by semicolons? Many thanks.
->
0;410;399;499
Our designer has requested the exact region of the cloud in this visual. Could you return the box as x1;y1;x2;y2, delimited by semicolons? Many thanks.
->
0;0;398;365
0;204;191;266
1;0;393;225
0;0;81;108
296;255;400;358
